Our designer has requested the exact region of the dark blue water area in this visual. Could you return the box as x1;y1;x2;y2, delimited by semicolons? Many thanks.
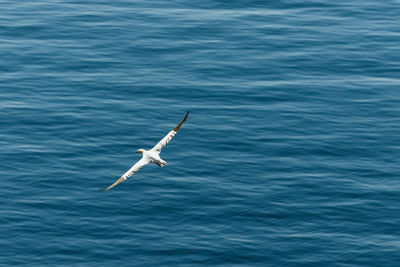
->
1;0;400;266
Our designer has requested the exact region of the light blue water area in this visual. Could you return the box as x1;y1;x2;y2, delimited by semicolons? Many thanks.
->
1;0;400;266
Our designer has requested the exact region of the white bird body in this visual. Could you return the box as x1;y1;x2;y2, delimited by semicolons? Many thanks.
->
147;150;165;166
141;149;167;167
105;112;189;191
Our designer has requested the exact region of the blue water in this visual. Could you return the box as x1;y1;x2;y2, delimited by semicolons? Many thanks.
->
1;0;400;266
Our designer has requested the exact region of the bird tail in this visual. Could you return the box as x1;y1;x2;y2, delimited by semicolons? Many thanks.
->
156;161;167;167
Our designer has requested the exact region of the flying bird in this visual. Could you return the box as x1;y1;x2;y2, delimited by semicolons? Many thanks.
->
105;112;189;191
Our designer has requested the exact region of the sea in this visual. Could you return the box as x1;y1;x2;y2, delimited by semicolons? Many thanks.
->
1;0;400;266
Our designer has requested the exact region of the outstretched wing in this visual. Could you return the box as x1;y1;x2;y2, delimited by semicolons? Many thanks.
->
104;157;149;191
151;112;189;154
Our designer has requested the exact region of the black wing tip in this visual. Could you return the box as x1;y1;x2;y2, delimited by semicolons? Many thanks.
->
173;112;190;132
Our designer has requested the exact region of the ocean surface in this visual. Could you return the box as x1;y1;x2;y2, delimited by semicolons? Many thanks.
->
1;0;400;266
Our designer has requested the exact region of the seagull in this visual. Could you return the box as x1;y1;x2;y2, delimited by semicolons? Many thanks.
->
105;112;189;191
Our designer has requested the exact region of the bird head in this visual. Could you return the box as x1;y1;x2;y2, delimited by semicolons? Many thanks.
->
136;149;145;154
